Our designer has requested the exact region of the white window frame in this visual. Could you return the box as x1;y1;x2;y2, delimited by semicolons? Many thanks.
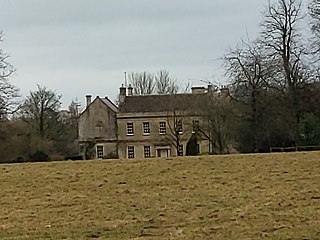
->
128;146;135;159
159;121;166;134
144;146;151;158
178;144;183;156
143;122;150;135
127;122;134;136
176;119;183;134
192;120;200;133
96;145;104;159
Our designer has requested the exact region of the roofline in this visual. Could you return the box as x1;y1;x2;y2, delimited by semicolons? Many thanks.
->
78;96;118;118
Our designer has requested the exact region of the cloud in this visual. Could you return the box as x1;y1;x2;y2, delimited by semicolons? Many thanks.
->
1;0;266;108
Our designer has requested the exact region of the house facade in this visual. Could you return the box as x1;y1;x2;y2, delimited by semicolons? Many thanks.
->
78;95;118;159
117;85;211;159
78;85;223;159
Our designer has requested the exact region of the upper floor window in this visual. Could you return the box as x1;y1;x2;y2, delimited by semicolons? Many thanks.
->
127;122;134;135
176;119;183;133
159;121;166;134
193;120;200;133
128;146;135;159
143;122;150;135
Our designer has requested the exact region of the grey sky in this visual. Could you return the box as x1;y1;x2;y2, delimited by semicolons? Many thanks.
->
1;0;266;109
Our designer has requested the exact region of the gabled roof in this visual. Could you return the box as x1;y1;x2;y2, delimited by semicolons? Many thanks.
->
100;97;119;113
119;93;209;113
79;96;118;118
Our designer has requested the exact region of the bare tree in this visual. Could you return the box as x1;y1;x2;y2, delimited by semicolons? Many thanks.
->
128;70;180;95
259;0;307;143
155;70;179;94
166;109;186;156
128;72;155;95
0;31;19;119
199;97;237;154
224;40;275;151
21;85;62;139
309;0;320;55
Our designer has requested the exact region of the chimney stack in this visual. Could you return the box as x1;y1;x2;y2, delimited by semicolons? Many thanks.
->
220;86;230;98
127;84;133;96
86;95;92;107
119;84;126;103
191;87;206;94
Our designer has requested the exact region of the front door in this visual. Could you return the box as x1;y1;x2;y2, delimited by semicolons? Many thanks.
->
157;149;169;157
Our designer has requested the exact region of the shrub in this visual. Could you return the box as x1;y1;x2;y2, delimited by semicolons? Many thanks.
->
30;150;49;162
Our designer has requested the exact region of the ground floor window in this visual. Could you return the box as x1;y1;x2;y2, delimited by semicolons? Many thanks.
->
96;145;104;158
178;144;183;156
79;145;84;153
128;146;135;159
144;146;151;158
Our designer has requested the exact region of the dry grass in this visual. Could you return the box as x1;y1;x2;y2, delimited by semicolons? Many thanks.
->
1;152;320;239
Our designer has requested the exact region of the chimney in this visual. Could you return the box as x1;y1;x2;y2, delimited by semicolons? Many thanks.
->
220;86;230;98
86;95;92;107
127;84;133;96
119;84;126;103
191;87;206;94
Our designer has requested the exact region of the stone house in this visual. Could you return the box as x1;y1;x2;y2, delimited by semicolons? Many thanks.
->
117;85;211;159
78;95;118;159
78;85;224;159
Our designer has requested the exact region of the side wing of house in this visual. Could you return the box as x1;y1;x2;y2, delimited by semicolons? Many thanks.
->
78;97;118;159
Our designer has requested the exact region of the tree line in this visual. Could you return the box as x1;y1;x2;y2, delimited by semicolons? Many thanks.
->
216;0;320;153
0;36;79;163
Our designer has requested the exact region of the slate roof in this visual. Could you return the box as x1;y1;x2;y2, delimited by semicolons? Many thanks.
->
100;97;119;113
119;93;209;113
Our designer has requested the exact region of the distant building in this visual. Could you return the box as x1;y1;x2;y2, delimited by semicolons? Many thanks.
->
78;84;228;159
78;95;118;159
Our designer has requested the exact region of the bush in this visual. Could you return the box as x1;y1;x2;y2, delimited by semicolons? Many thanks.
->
30;150;49;162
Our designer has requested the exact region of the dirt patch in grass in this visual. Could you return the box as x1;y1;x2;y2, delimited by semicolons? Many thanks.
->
0;152;320;239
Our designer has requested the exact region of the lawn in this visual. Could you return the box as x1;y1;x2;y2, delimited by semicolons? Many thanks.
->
0;152;320;239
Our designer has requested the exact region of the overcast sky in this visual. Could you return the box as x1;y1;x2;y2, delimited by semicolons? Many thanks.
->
1;0;267;109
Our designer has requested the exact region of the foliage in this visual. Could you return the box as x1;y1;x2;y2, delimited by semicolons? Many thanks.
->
222;0;320;151
186;133;198;156
298;112;320;145
29;150;49;162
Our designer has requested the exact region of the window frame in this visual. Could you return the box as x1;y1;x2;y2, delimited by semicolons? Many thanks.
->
159;121;166;134
176;119;183;134
96;145;104;159
128;146;135;159
178;144;183;156
126;122;134;136
143;122;150;135
144;146;151;158
192;120;200;133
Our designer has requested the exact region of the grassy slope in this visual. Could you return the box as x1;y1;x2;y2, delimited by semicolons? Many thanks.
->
0;152;320;239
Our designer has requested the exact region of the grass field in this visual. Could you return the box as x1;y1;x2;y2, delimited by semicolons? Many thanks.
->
0;152;320;239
